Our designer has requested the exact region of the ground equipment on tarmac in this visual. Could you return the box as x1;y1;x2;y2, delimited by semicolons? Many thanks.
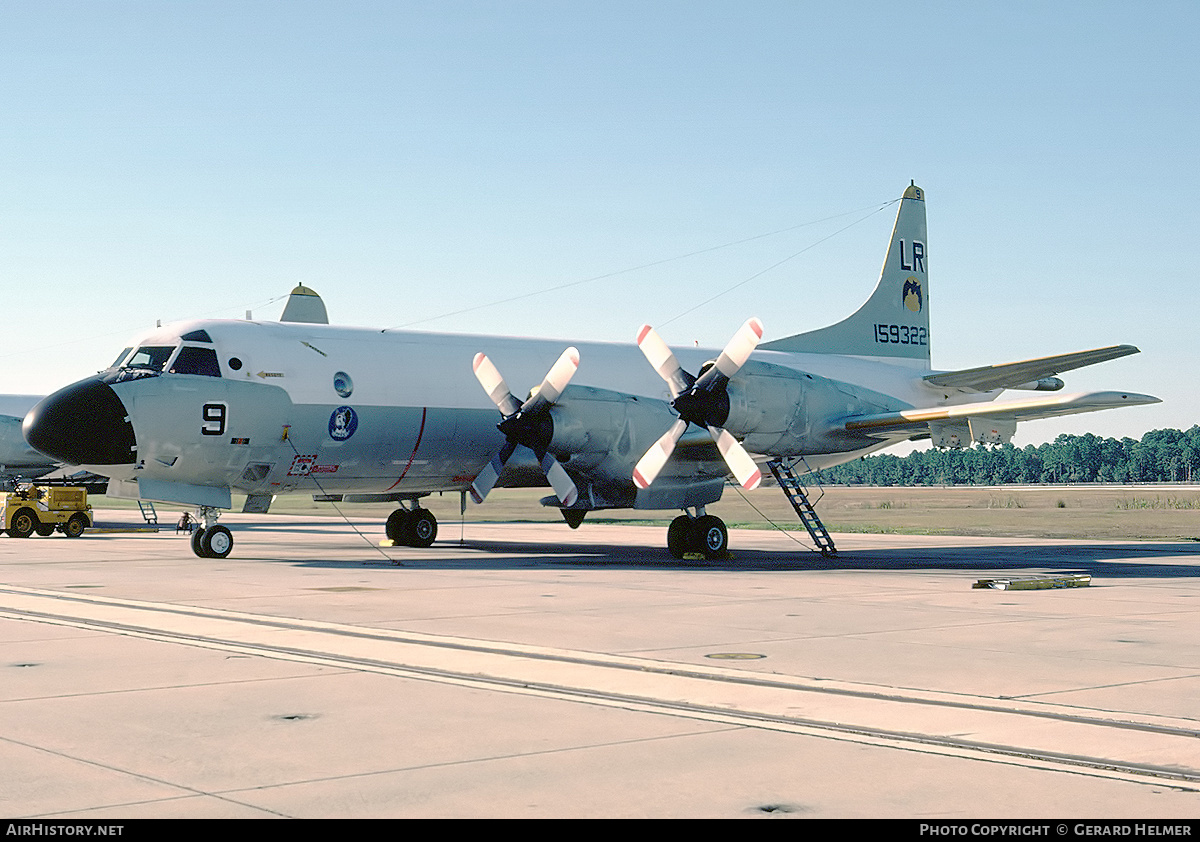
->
1;484;92;538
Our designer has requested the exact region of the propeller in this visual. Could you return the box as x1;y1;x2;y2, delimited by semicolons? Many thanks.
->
470;347;580;507
633;318;764;491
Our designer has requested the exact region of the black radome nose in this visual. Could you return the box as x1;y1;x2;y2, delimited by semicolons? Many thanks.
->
23;378;137;465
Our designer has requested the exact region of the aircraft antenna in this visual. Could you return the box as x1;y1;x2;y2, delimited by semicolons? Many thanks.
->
657;199;898;330
727;483;823;554
281;435;404;565
382;201;896;332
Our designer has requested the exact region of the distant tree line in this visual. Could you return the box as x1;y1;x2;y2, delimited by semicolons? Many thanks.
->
811;427;1200;486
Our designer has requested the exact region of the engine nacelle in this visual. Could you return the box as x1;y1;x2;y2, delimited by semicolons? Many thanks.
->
545;385;737;511
547;385;676;467
723;361;902;457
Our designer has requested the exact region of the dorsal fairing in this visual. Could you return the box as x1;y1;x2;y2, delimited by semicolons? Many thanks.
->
761;183;931;367
280;284;329;324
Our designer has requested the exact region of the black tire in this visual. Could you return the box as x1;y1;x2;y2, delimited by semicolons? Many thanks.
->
667;515;694;559
385;509;413;545
694;515;728;560
200;525;233;559
191;528;208;557
35;523;56;537
406;508;437;548
9;508;38;539
64;513;89;538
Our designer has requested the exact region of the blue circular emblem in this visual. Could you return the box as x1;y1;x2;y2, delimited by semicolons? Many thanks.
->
329;406;358;440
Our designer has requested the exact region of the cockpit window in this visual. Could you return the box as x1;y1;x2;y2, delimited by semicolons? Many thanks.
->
125;346;176;371
180;330;213;343
170;346;222;377
108;348;132;369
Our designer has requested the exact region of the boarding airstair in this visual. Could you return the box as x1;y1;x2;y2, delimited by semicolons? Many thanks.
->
766;457;837;557
137;500;158;525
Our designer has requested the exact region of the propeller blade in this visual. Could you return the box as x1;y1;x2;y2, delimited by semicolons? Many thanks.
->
472;353;521;417
636;324;691;397
522;346;580;413
694;317;764;392
632;417;688;489
472;347;582;506
540;451;579;507
708;426;762;490
469;440;517;504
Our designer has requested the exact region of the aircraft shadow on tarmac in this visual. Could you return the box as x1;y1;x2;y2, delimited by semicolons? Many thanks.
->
264;535;1200;579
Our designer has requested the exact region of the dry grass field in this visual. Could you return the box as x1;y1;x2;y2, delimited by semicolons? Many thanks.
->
102;483;1200;543
744;485;1200;541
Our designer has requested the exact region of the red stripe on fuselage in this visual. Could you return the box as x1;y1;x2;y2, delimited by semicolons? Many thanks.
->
385;407;427;490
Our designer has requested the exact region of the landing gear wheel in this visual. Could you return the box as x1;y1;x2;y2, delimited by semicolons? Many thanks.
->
385;509;413;544
695;515;728;560
406;508;437;547
667;515;694;559
191;528;207;557
64;513;89;538
9;508;38;539
200;525;233;559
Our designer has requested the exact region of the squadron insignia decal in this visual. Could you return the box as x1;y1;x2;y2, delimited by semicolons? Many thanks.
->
902;276;923;313
329;406;358;441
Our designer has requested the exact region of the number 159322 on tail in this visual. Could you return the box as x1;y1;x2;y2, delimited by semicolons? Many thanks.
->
874;324;928;345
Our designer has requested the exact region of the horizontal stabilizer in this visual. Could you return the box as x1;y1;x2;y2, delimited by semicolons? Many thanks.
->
844;391;1161;438
923;346;1139;392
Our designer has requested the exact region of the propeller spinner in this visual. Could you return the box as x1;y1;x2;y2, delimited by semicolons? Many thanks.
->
633;318;764;491
470;347;581;507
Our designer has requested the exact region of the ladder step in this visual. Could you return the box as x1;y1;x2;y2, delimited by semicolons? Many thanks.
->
767;459;836;557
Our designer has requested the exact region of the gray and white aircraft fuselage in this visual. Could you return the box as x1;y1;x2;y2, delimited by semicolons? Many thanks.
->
0;395;56;485
22;184;1160;559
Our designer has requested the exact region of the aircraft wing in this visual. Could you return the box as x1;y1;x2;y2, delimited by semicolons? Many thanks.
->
843;391;1161;439
922;345;1139;392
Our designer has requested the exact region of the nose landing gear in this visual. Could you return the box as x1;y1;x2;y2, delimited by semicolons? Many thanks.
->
190;508;234;558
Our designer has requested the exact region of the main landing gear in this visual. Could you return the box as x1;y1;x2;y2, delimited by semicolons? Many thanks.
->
190;507;233;558
667;509;729;560
385;505;438;548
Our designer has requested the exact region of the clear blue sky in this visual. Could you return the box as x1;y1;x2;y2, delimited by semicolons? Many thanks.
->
1;1;1195;446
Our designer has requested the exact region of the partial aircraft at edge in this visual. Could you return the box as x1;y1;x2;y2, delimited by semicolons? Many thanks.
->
0;395;56;486
23;184;1159;559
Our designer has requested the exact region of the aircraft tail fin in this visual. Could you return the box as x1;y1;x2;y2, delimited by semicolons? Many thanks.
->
761;183;930;368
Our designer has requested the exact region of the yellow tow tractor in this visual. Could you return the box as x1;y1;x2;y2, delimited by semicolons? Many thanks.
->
1;485;92;538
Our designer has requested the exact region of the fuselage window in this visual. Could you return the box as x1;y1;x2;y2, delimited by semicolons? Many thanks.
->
170;346;222;377
124;346;176;372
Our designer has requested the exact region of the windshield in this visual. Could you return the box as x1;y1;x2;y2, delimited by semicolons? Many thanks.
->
124;346;176;372
108;347;132;369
